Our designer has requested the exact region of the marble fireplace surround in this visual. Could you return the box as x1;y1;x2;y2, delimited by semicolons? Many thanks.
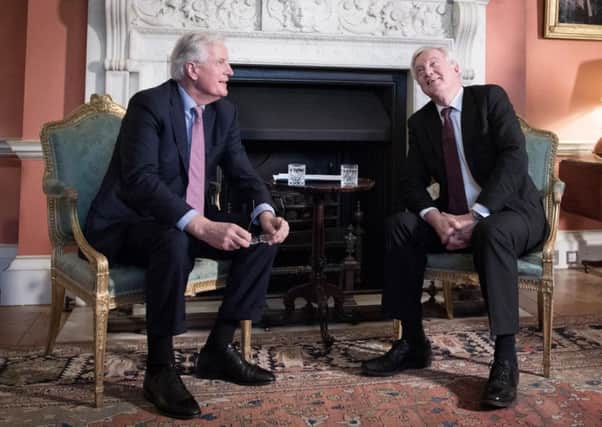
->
86;0;489;112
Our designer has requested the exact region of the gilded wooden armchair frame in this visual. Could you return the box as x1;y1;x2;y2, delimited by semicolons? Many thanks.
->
393;118;563;378
41;94;251;407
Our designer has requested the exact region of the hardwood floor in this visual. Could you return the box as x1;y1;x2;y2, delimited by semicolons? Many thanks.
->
0;268;600;348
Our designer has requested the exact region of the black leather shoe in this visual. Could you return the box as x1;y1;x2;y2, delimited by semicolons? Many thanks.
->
481;360;519;408
361;339;432;377
195;343;275;385
143;366;201;419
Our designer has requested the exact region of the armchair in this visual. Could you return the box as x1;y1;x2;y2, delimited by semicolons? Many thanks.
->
393;118;564;378
41;94;251;407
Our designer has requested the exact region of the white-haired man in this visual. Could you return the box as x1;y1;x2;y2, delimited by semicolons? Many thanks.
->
86;32;289;419
361;47;547;409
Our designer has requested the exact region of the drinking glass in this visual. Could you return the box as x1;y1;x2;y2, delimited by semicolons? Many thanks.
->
288;163;306;186
340;163;358;187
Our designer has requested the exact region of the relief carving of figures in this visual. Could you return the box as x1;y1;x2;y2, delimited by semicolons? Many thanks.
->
264;0;334;32
131;0;258;30
338;0;449;37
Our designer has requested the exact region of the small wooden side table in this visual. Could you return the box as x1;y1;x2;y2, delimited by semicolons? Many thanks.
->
272;178;375;345
559;158;602;272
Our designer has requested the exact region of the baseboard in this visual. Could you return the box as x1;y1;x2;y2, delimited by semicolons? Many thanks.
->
0;254;51;305
555;230;602;269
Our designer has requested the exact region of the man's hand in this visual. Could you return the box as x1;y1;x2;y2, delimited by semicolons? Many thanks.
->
442;212;476;251
424;209;457;245
185;214;252;250
258;211;289;245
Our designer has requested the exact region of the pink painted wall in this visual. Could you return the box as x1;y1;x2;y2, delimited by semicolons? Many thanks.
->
0;158;20;243
486;0;527;115
0;0;87;254
0;0;27;138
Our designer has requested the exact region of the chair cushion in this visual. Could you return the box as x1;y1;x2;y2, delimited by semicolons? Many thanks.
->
426;251;543;278
56;253;231;298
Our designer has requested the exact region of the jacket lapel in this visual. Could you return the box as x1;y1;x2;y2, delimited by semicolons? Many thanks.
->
169;81;189;170
460;87;478;173
203;103;216;157
423;103;443;167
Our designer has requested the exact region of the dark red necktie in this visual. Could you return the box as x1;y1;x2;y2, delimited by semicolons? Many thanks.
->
441;107;468;214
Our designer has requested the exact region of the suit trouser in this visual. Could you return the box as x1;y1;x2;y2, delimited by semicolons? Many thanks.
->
381;209;546;336
92;214;278;337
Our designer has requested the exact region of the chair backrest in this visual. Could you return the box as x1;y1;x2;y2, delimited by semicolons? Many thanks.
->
41;94;125;245
519;117;559;218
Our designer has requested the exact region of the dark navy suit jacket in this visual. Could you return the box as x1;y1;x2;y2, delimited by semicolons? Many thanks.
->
85;79;272;255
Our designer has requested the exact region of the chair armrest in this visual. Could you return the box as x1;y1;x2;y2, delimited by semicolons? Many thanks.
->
553;177;565;204
44;179;110;294
542;177;565;264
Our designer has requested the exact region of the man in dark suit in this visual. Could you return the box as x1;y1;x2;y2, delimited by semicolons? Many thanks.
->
85;32;289;419
361;47;547;408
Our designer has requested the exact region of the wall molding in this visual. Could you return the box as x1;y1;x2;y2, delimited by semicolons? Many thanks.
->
557;140;595;157
5;139;43;159
0;140;15;156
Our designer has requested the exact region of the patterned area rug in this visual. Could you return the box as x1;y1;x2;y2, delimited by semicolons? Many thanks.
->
1;315;602;426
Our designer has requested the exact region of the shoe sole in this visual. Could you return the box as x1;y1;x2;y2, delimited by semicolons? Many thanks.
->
196;368;275;386
361;358;432;377
481;397;517;409
143;390;200;420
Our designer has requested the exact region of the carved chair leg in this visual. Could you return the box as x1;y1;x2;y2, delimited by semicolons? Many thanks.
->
542;289;553;378
93;303;109;408
45;280;65;355
393;319;402;340
442;281;454;319
537;290;544;331
240;320;252;361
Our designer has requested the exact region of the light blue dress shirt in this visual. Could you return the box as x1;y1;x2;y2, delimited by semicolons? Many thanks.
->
175;84;274;231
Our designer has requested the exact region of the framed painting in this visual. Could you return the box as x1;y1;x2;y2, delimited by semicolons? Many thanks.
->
544;0;602;40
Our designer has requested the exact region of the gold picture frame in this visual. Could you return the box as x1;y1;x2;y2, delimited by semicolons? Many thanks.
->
544;0;602;40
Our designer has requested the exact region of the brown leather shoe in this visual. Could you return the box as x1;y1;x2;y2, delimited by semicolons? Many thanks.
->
361;339;432;377
195;343;275;385
143;366;201;419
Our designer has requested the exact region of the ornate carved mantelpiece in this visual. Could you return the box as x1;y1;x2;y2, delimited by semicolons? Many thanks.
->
86;0;489;111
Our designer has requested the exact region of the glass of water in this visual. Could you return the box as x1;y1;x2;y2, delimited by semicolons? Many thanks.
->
288;163;306;186
340;163;358;187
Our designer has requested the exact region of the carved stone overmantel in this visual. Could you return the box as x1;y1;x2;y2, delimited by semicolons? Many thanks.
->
86;0;489;112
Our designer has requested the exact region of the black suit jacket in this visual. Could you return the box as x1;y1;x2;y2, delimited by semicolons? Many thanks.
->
85;79;272;247
403;84;544;225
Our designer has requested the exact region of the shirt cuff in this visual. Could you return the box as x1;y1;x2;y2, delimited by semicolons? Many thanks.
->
251;203;275;225
419;207;439;220
471;203;490;218
176;209;199;231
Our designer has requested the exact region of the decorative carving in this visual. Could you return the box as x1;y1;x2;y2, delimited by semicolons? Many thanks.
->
96;0;489;109
265;0;334;32
453;0;481;82
337;0;449;37
130;0;258;30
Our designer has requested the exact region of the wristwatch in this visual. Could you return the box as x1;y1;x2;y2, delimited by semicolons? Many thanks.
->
471;210;485;221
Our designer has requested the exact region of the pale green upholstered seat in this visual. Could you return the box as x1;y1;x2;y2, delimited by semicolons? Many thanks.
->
393;118;565;379
41;94;250;408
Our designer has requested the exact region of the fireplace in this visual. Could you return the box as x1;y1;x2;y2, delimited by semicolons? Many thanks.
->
218;66;407;292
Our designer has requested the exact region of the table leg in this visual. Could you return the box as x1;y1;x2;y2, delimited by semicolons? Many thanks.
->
582;260;602;273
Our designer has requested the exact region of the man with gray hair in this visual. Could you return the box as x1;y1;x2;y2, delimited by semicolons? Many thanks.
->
361;47;547;409
85;32;289;419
